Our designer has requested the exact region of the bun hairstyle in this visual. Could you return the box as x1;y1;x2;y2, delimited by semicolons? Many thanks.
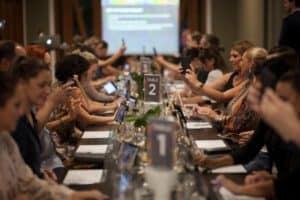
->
244;47;268;64
0;72;18;107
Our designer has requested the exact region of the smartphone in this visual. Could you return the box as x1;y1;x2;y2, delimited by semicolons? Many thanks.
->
260;68;276;95
124;64;130;71
153;47;157;56
103;81;117;95
115;104;128;123
119;173;131;193
128;96;137;107
181;56;192;74
122;38;125;46
119;143;138;169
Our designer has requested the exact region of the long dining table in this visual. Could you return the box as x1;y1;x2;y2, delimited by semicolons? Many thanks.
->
59;120;246;200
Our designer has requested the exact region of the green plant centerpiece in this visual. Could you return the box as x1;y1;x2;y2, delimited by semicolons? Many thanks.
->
125;106;161;127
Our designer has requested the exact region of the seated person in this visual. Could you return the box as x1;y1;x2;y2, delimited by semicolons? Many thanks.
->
72;49;118;102
93;40;125;76
194;66;300;190
182;47;224;104
10;57;55;178
0;72;106;200
216;70;300;200
182;40;253;104
54;54;117;127
184;41;254;104
192;47;267;133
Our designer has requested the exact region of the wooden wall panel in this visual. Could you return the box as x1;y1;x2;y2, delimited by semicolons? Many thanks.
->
0;0;23;43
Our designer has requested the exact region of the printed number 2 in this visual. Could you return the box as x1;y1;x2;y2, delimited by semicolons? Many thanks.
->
157;134;166;156
149;83;156;95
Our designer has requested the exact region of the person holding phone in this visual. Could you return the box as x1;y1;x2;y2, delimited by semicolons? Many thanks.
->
93;40;126;76
248;70;300;146
54;54;117;127
192;47;267;133
215;70;300;200
0;72;107;200
181;47;224;103
180;40;253;104
72;49;119;102
193;59;300;198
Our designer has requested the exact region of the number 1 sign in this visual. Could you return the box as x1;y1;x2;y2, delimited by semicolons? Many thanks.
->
147;119;177;169
144;74;161;102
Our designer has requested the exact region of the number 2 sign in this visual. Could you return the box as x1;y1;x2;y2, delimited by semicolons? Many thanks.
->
144;74;161;102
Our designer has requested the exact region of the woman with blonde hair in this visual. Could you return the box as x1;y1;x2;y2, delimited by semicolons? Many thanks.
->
192;47;268;133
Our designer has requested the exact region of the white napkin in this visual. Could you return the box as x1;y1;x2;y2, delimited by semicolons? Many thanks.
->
76;145;108;154
81;131;111;139
63;169;103;185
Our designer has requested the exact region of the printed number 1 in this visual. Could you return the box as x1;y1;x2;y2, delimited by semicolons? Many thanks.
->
157;134;166;156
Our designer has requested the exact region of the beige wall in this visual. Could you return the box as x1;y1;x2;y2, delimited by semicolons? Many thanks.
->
25;0;49;44
211;0;283;69
211;0;238;69
236;0;264;46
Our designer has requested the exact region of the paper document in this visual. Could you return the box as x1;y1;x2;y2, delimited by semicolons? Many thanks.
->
211;165;247;174
219;187;265;200
76;145;108;154
187;122;213;129
82;131;111;139
195;140;227;150
63;169;103;185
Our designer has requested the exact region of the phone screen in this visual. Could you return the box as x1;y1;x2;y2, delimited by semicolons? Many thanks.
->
153;47;157;56
119;143;138;168
124;64;130;70
119;173;131;193
115;104;127;123
128;96;137;107
103;82;117;94
181;56;191;74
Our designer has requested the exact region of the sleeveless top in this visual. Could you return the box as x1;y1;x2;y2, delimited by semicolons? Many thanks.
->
224;71;238;91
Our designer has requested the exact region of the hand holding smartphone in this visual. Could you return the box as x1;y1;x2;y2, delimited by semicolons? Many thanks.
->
153;47;157;56
260;68;276;97
114;104;128;123
181;56;192;74
103;81;117;95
